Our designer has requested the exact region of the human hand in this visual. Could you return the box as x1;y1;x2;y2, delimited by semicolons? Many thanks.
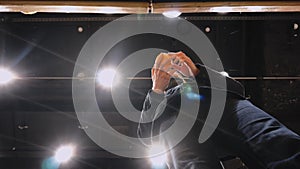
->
151;53;176;94
168;51;200;77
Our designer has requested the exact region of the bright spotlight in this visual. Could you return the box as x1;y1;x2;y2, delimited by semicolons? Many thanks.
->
220;71;229;77
54;145;75;163
162;10;182;18
97;68;119;88
0;68;16;85
148;144;168;168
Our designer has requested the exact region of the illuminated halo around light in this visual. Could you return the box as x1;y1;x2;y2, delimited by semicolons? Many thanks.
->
148;144;168;168
96;68;119;88
0;68;16;85
162;10;182;18
54;145;75;163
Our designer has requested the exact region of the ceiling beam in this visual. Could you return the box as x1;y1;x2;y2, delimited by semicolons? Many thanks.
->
0;1;149;14
153;1;300;13
1;1;300;14
0;0;300;14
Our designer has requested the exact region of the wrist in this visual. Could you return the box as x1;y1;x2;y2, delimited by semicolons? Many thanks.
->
193;64;203;76
152;87;164;94
192;67;200;76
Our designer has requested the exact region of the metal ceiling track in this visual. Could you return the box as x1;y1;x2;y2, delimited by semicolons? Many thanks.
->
1;1;300;14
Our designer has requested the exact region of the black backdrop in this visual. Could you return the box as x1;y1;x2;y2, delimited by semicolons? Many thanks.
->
0;12;299;169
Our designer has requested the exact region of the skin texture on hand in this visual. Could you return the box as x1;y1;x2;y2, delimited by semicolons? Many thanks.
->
151;53;174;94
151;52;200;94
151;69;170;94
153;53;173;72
168;51;200;76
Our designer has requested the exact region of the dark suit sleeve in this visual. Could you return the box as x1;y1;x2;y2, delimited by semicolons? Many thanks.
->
137;87;181;146
194;63;245;99
137;64;245;145
137;90;166;142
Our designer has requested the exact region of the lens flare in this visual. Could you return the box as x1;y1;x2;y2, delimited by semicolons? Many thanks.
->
0;68;16;85
148;144;168;168
97;68;119;88
42;157;59;169
54;145;75;163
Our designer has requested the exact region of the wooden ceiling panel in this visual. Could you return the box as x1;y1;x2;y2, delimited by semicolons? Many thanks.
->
1;1;300;14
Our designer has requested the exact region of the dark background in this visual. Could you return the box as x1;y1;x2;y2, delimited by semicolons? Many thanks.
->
0;12;299;168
